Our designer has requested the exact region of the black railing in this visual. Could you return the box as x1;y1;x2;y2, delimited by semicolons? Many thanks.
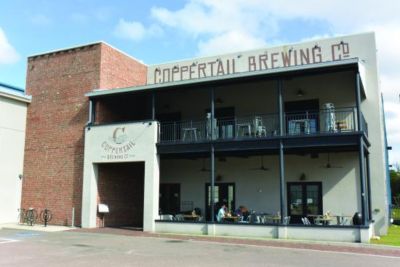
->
159;107;364;144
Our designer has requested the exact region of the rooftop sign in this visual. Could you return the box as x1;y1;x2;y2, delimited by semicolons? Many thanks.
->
147;33;374;85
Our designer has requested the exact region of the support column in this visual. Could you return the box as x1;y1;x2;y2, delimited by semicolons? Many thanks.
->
87;99;96;125
151;91;156;120
210;87;216;222
278;79;286;223
278;80;284;136
359;138;367;225
211;87;215;140
355;73;362;131
366;151;372;222
210;145;215;222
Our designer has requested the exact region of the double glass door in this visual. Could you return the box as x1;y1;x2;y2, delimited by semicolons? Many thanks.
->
287;182;322;224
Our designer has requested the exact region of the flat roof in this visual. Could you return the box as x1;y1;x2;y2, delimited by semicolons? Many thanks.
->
0;82;31;103
28;41;146;65
87;58;360;98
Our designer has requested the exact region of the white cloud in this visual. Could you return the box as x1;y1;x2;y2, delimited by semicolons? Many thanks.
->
114;19;162;42
0;27;20;65
197;31;266;56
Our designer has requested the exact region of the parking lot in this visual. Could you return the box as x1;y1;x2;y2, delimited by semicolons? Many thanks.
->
0;228;399;267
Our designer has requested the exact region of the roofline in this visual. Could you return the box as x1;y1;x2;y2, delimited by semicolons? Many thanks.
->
86;58;360;98
0;81;24;92
28;41;103;58
28;41;147;65
0;89;31;103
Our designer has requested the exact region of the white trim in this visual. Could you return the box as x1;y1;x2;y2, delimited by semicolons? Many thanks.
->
0;89;31;103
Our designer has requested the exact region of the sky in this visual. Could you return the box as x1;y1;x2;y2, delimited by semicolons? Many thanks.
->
0;0;399;164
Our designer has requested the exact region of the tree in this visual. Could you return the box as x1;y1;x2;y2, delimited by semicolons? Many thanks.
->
391;168;400;206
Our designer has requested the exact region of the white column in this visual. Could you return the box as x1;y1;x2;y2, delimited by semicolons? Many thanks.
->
81;161;98;228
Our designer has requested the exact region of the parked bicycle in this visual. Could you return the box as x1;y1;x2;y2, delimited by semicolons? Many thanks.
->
25;208;38;226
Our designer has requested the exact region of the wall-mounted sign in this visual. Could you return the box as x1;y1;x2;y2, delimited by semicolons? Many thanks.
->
148;40;352;85
100;127;135;160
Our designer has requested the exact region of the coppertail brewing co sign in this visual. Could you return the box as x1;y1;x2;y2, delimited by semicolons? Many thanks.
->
101;127;135;160
149;41;351;85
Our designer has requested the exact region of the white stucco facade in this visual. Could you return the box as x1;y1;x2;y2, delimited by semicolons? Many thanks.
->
82;32;388;243
0;85;30;224
81;121;160;231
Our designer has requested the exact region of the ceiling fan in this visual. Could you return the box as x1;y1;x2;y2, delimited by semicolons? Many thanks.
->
320;153;342;169
250;156;269;171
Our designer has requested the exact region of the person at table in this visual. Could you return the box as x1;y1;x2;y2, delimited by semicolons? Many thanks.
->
216;204;227;222
235;206;249;220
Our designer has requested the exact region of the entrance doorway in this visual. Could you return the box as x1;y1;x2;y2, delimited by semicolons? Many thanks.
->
287;182;322;224
97;162;144;229
205;183;235;221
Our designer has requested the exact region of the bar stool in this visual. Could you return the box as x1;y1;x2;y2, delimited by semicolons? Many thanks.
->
236;123;251;137
182;127;198;141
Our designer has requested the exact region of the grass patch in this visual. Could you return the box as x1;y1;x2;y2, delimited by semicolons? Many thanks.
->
371;225;400;246
392;208;400;220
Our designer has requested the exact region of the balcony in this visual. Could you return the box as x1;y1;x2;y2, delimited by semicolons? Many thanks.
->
159;107;367;144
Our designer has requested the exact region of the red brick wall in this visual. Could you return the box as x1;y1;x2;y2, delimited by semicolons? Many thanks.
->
99;44;147;89
97;163;144;227
22;42;148;226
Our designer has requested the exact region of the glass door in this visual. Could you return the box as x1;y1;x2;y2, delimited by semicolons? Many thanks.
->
205;183;235;221
287;182;322;224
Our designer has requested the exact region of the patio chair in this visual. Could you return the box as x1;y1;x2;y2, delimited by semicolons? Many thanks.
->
314;216;323;225
174;214;184;221
253;116;267;137
302;217;311;225
206;113;218;139
160;214;174;221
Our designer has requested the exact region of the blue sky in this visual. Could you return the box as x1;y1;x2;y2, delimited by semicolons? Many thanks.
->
0;0;399;164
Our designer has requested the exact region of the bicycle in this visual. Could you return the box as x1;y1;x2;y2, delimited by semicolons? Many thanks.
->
25;208;38;226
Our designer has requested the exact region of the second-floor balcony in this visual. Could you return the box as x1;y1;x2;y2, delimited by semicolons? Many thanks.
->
159;107;367;144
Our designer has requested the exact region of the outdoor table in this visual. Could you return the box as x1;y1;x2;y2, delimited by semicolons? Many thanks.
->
183;215;200;221
223;216;240;222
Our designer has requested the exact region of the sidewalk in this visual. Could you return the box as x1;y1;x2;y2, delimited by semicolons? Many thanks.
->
0;223;73;232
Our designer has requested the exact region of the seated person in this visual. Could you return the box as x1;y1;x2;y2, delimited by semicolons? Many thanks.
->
235;205;249;220
216;204;227;222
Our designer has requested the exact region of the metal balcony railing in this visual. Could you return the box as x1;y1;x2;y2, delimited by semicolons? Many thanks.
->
159;107;364;144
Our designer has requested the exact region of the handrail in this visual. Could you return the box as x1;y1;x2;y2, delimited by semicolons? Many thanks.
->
157;107;365;143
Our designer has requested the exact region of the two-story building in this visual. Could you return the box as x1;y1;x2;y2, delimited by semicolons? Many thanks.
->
21;32;389;243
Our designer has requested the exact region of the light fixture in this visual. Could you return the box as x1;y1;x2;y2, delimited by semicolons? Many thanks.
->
237;54;242;58
314;44;320;49
299;173;306;181
296;89;304;97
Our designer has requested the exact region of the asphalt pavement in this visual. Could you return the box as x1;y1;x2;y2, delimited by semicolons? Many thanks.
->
0;228;399;267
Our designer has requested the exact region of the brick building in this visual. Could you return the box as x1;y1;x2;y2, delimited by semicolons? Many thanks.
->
22;43;147;226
